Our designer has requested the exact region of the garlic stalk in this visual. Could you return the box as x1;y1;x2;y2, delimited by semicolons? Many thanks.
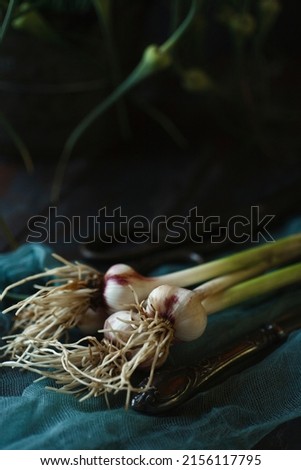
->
203;261;301;314
143;262;301;344
103;233;301;311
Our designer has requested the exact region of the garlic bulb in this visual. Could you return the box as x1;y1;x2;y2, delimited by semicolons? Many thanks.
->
103;264;160;312
102;284;208;376
145;285;207;342
104;310;138;344
103;308;173;369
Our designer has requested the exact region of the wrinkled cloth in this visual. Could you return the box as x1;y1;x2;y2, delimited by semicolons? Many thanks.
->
1;223;301;450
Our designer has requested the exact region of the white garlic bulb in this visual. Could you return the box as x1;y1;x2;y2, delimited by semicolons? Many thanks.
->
103;309;171;369
145;285;207;342
103;310;137;343
103;264;159;312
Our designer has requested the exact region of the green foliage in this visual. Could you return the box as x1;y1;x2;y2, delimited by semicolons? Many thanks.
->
0;0;289;203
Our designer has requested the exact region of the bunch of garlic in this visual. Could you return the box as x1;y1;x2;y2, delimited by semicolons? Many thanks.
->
1;233;301;404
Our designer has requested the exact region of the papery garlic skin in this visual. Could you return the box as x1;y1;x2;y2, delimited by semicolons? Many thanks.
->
103;264;159;312
104;310;137;343
145;285;207;342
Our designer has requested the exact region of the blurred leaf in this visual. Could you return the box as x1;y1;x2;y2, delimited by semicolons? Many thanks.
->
12;4;61;43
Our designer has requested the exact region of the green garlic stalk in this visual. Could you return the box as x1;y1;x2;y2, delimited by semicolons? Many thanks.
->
103;233;301;312
204;262;301;313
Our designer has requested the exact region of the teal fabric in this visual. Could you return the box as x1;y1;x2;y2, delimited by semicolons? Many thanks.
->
1;224;301;450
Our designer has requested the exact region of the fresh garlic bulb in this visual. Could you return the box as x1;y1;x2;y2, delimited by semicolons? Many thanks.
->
102;284;208;375
104;310;137;343
145;285;207;342
103;264;159;312
103;309;172;369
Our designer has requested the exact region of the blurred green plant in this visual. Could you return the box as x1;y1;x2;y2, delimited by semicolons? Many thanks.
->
0;0;285;203
51;0;200;201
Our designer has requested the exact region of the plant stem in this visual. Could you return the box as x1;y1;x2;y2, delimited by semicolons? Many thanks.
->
92;0;131;140
0;0;17;44
161;0;198;53
204;262;301;314
156;233;301;287
170;0;182;33
194;261;270;299
51;0;198;201
51;59;152;201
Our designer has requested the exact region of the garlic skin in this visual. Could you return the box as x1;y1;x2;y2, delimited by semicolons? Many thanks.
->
103;310;137;343
145;285;207;342
103;264;159;312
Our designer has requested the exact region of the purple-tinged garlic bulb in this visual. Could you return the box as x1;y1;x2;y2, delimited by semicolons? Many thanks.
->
102;284;208;379
103;308;172;370
144;285;207;341
103;264;160;312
